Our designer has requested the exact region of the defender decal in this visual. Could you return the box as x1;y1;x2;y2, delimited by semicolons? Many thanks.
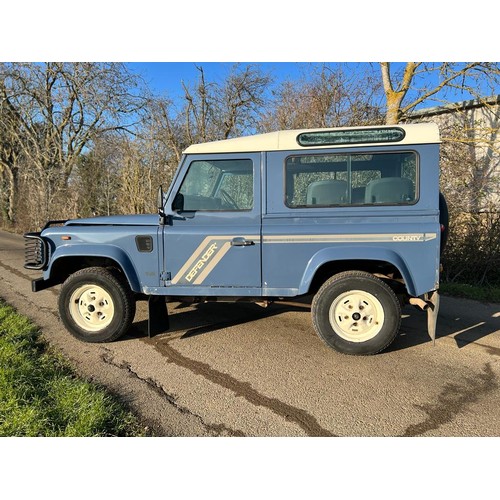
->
171;235;261;285
185;242;219;283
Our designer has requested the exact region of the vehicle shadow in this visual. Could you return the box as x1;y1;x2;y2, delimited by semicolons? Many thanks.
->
126;296;500;353
125;299;312;341
388;302;500;353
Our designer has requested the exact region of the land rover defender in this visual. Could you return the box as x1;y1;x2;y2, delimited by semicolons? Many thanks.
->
24;123;446;355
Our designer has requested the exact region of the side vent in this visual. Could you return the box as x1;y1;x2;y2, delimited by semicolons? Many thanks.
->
136;235;153;253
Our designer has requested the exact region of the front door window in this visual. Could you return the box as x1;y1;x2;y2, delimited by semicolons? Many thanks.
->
177;159;253;211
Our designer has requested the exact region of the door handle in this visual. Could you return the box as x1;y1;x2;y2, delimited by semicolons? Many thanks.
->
231;237;254;247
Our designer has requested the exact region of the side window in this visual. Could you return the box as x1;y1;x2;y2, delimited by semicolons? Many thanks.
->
285;152;417;207
176;159;253;211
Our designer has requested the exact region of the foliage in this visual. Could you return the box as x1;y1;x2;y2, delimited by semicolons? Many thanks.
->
441;209;500;286
440;282;500;303
0;300;144;436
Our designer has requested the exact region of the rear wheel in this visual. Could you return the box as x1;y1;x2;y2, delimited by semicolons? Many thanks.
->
59;267;135;343
312;271;401;355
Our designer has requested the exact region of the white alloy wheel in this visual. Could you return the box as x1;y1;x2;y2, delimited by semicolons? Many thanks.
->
69;284;115;332
328;289;384;342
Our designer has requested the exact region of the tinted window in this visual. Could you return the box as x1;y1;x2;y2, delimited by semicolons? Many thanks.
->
297;127;405;146
285;152;417;207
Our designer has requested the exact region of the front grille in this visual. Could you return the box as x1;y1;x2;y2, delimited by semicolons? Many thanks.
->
24;233;48;270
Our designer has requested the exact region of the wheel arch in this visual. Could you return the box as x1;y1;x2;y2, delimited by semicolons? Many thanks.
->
300;246;417;296
47;245;142;293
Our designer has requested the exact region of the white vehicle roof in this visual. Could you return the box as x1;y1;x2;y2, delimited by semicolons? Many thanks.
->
183;123;440;154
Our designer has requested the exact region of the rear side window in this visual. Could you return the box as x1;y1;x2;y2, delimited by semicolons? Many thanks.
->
285;151;417;207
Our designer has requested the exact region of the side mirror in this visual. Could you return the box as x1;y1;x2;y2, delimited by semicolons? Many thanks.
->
157;185;168;225
172;193;184;212
157;185;165;214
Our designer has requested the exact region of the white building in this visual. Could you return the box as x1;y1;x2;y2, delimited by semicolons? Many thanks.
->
408;95;500;209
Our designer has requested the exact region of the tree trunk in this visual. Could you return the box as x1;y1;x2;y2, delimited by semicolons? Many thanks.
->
380;62;418;124
1;164;17;223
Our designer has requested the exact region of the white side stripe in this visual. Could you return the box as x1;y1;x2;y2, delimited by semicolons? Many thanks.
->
263;233;437;243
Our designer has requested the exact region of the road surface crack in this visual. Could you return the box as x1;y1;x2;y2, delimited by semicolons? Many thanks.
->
99;348;244;436
0;260;59;296
401;362;498;436
6;288;60;320
145;337;336;437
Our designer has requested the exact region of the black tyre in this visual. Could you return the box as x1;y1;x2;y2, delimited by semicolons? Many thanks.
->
59;267;136;343
311;271;401;355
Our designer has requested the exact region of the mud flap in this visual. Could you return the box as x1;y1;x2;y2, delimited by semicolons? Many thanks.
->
426;291;440;345
148;296;170;338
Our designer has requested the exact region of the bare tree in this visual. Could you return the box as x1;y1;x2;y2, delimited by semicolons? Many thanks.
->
73;134;125;218
179;64;272;144
138;64;272;197
217;65;271;139
380;62;500;124
260;65;383;132
0;62;145;227
0;102;22;223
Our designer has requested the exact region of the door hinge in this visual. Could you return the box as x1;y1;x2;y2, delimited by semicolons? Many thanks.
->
160;271;171;285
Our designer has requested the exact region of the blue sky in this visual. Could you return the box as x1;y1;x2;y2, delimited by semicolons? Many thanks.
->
127;62;324;97
125;62;498;110
126;62;380;101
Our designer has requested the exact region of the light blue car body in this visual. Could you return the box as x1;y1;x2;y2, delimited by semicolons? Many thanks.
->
36;139;441;303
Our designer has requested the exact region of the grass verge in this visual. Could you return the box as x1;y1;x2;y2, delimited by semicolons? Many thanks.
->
440;283;500;303
0;299;145;436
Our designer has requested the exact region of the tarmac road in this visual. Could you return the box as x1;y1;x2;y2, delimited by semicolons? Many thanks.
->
1;228;500;436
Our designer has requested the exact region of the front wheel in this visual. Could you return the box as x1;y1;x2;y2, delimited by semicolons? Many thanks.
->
311;271;401;355
59;267;136;343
